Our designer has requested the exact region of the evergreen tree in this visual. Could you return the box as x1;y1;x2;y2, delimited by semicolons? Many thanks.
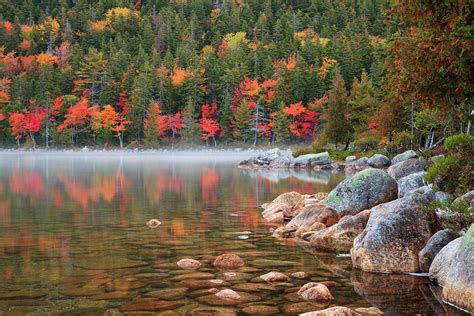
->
180;98;201;146
272;104;291;144
324;68;351;149
233;99;253;143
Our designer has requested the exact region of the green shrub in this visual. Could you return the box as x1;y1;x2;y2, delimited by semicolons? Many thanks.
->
444;133;474;157
424;134;474;194
293;146;314;157
385;130;412;154
423;199;473;233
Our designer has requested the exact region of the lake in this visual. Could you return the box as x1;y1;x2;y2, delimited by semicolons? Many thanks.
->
0;151;464;315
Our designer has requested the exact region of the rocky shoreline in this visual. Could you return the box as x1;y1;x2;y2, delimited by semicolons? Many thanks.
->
255;149;474;314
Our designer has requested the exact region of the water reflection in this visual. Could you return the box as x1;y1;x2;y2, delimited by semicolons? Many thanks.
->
0;152;464;314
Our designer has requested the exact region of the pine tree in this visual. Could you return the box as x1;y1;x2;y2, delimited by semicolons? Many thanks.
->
348;71;377;135
180;98;201;146
128;60;155;143
272;104;291;144
324;68;351;149
233;99;253;143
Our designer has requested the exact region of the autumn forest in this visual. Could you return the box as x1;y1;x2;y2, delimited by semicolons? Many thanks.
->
0;1;471;150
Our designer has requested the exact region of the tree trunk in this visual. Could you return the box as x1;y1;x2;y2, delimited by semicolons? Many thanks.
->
344;138;350;150
45;121;49;148
410;101;415;150
253;101;259;146
212;136;217;147
29;132;36;148
119;134;124;149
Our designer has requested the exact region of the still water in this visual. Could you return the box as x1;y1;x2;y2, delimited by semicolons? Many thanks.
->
0;151;464;315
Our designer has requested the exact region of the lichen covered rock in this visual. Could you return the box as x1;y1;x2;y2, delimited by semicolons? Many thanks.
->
398;171;426;198
387;158;427;180
418;229;458;272
324;168;398;216
392;150;418;164
368;154;391;168
442;224;474;312
351;195;432;273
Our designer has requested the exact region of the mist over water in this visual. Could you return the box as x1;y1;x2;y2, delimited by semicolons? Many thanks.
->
0;152;464;314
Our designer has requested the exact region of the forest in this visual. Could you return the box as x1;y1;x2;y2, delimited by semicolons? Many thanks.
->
0;0;471;151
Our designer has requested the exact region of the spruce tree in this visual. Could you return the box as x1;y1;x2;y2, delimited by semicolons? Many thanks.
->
180;98;201;146
233;99;254;143
324;67;351;149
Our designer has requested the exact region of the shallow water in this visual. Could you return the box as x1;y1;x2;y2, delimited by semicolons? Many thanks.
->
0;151;465;315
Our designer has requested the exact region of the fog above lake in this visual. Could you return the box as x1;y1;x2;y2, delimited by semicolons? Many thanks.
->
0;148;276;163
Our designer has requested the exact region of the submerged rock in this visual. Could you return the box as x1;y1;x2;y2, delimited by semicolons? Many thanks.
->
419;229;458;272
196;290;260;306
309;209;371;253
291;272;307;279
351;195;432;273
214;289;241;300
387;158;427;180
146;218;162;228
259;271;290;283
119;300;184;312
177;258;202;270
297;283;334;303
300;306;360;315
442;224;474;312
282;302;323;314
213;254;244;269
241;305;279;315
324;168;398;216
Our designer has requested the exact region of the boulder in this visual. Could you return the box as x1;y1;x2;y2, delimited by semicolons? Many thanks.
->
309;209;371;253
345;156;357;163
240;149;293;168
177;258;202;270
324;168;398;216
262;203;292;222
392;150;417;164
259;271;290;283
262;191;304;213
214;288;241;300
430;154;444;163
346;157;369;170
435;191;452;203
269;155;292;168
301;307;360;316
295;222;327;239
292;152;331;169
351;195;432;273
404;185;435;202
285;203;339;230
419;229;458;272
387;158;427;180
398;171;426;198
453;190;474;205
368;154;391;168
429;237;462;287
213;254;244;269
442;224;474;312
297;283;334;303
